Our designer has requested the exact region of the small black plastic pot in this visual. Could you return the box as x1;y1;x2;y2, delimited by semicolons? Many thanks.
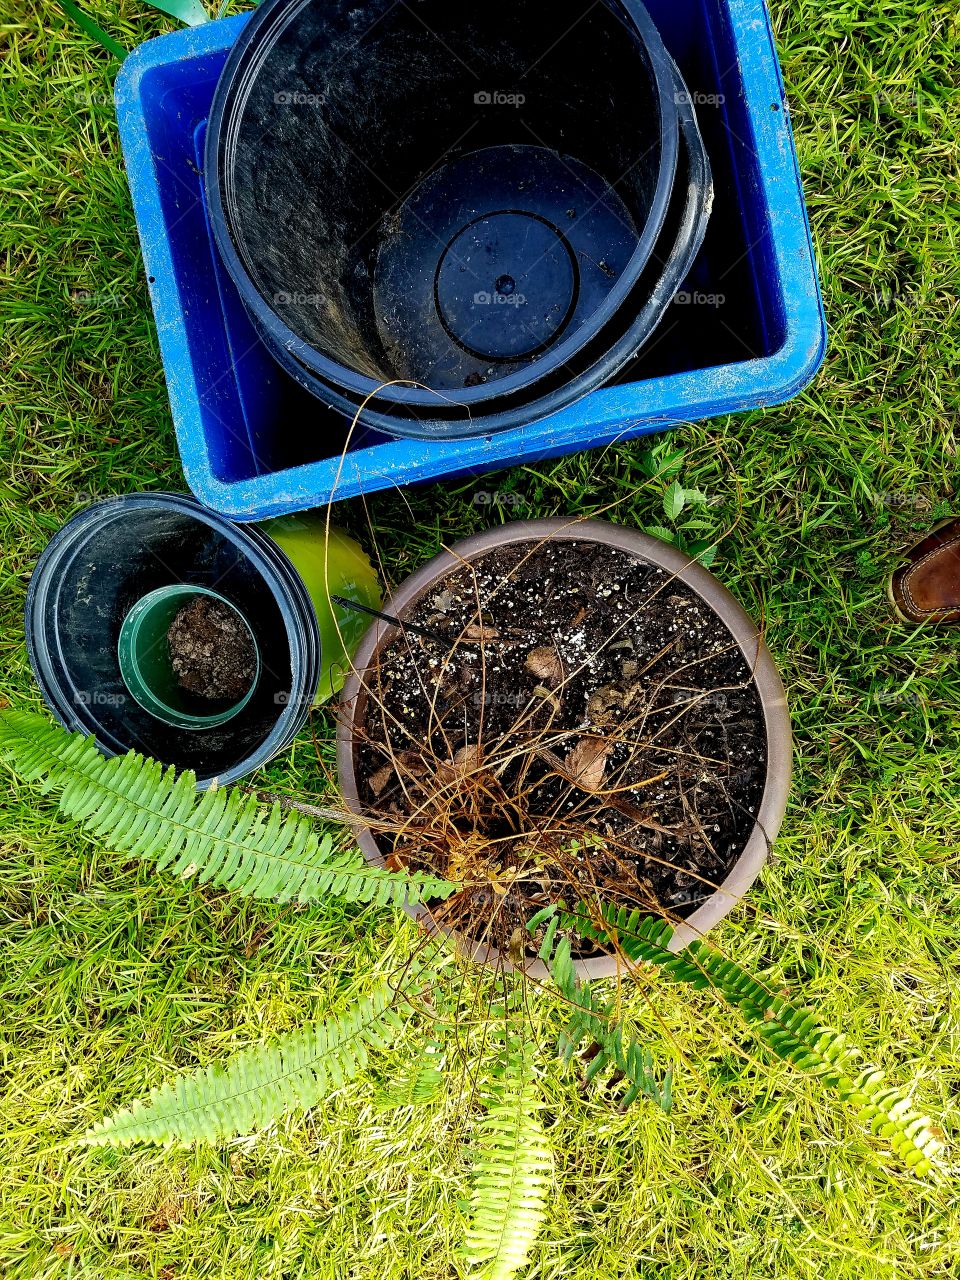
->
25;493;377;787
205;0;695;438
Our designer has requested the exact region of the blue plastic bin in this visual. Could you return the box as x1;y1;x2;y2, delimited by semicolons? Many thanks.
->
115;0;825;522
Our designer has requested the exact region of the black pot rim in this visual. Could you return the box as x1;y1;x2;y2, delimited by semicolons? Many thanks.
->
205;0;681;414
335;519;791;979
266;64;713;440
25;492;321;789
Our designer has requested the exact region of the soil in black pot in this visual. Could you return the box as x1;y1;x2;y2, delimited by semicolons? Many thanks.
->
354;540;767;959
167;596;256;702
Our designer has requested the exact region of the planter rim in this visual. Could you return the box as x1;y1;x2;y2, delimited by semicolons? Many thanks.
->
336;518;791;979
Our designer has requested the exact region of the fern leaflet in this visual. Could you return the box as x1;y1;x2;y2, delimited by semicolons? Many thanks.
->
82;984;403;1146
0;710;455;908
577;903;942;1175
374;1043;444;1108
462;1038;553;1280
530;909;671;1110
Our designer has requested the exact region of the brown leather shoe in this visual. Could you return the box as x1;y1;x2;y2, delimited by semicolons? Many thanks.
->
888;518;960;623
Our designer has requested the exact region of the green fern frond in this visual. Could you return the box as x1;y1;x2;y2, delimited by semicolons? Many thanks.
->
0;710;455;908
578;904;942;1175
82;984;403;1146
374;1043;444;1108
530;910;671;1110
462;1040;553;1280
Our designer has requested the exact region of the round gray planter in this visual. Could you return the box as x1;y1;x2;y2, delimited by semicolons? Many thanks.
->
337;519;791;979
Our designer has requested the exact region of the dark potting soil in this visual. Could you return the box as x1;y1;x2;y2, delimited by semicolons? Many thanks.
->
355;540;768;958
166;596;256;702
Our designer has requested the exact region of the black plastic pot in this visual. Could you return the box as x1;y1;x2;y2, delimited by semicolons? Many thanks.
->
26;494;330;787
255;66;713;439
205;0;704;438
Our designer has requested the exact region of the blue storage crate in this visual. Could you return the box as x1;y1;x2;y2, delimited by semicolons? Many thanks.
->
115;0;826;522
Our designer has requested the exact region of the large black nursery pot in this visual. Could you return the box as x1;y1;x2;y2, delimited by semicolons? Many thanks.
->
26;493;379;787
205;0;713;439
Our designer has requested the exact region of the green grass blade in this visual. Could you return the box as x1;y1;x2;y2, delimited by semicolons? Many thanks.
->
56;0;128;59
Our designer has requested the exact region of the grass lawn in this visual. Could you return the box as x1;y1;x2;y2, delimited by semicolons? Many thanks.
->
2;0;959;1276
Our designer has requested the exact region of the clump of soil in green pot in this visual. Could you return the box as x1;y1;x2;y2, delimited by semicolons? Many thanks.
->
167;596;257;702
352;540;767;962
